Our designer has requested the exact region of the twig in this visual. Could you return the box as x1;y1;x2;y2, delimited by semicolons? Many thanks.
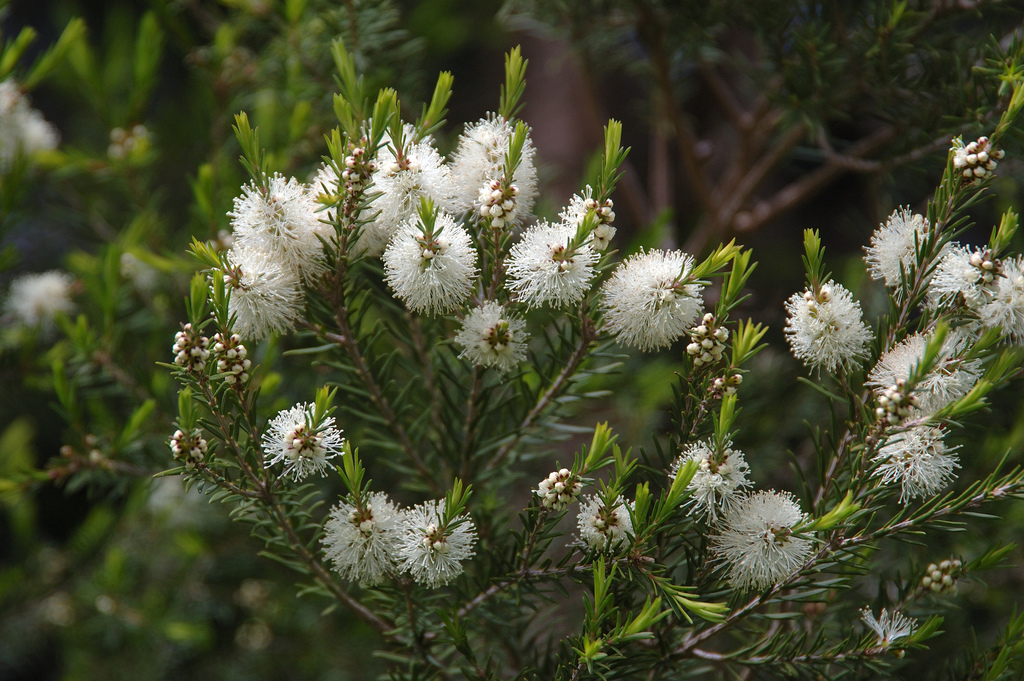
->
734;126;896;236
328;296;444;493
485;317;598;472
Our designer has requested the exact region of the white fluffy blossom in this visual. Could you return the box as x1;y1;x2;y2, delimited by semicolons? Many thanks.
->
4;270;74;329
860;607;916;648
928;244;990;309
866;331;980;415
712;490;813;591
322;492;404;586
978;256;1024;342
450;114;538;221
261;403;343;480
224;243;303;340
577;495;633;553
601;249;704;351
864;208;937;287
370;127;457;240
398;500;477;588
454;301;528;373
506;220;598;308
784;281;871;373
229;174;328;283
383;211;477;315
671;439;751;522
872;427;959;503
0;80;59;169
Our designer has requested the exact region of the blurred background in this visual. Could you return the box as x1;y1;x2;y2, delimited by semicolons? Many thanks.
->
2;0;1024;678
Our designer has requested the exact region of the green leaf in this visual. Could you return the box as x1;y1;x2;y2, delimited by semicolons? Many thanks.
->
499;45;528;120
23;18;86;90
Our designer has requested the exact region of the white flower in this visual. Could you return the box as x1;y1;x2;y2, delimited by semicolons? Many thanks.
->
4;270;74;329
535;468;583;511
454;301;528;373
450;114;538;222
506;220;598;308
383;210;477;315
398;500;477;588
0;79;59;169
784;281;871;373
322;491;404;586
261;403;344;481
370;127;457;240
559;185;617;251
577;495;633;553
712;490;813;591
229;173;328;283
671;439;751;522
978;256;1024;342
224;243;303;340
860;607;916;648
866;331;980;415
927;244;990;309
601;249;704;351
864;208;938;287
872;427;959;503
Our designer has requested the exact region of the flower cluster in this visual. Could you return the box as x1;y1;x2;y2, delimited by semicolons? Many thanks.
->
477;178;520;229
712;490;813;591
453;302;529;374
372;128;457;242
4;270;75;330
450;114;538;221
577;495;634;553
172;323;211;372
784;281;870;373
872;427;959;502
874;379;919;425
535;468;583;510
506;220;598;308
0;79;59;170
601;249;704;351
339;145;375;195
212;332;251;385
383;210;477;315
867;331;980;416
261;403;344;480
322;495;478;589
229;173;328;284
672;440;751;521
952;136;1003;182
322;492;404;587
864;208;936;287
921;558;961;594
169;428;208;468
223;245;303;340
929;247;1024;341
397;500;478;588
687;313;729;367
